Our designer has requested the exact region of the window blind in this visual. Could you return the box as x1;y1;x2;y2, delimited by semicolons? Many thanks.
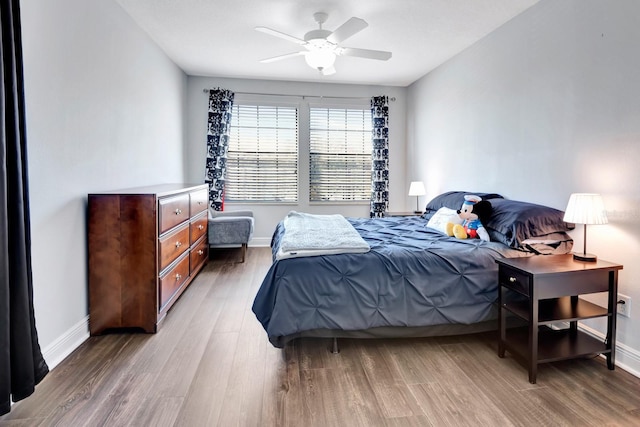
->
309;107;372;202
226;104;298;202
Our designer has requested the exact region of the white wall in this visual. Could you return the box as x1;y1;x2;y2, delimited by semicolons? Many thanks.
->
407;0;640;374
20;0;188;366
185;77;408;243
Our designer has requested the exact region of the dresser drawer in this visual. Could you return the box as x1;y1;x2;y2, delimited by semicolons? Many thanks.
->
159;194;190;234
190;236;208;274
499;267;530;296
159;253;190;310
190;211;208;244
190;188;208;216
158;223;190;272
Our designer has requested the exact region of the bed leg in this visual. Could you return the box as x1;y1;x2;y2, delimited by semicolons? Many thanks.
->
331;337;340;354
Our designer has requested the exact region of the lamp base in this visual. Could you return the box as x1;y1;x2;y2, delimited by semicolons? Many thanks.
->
573;252;597;262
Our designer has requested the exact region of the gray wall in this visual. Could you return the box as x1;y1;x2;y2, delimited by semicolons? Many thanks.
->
21;0;188;365
407;0;640;374
185;77;408;244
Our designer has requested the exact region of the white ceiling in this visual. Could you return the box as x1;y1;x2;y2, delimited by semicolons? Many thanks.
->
115;0;540;87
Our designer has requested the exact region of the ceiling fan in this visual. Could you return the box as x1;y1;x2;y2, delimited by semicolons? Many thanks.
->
255;12;392;76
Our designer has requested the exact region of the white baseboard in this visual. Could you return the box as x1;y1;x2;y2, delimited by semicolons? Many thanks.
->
579;323;640;378
249;237;271;247
42;316;90;370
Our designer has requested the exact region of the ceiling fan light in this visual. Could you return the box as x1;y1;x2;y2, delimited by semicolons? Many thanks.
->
304;49;336;70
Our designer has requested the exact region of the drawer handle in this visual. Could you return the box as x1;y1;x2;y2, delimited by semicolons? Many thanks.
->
198;224;204;230
198;201;204;205
175;273;182;281
175;241;182;248
174;208;182;215
509;277;517;283
197;249;204;256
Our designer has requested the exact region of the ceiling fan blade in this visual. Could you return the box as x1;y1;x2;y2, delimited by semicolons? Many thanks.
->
260;51;305;63
255;26;306;45
326;17;368;43
339;47;392;61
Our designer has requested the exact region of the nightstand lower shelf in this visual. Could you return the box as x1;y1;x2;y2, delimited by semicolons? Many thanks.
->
503;326;609;364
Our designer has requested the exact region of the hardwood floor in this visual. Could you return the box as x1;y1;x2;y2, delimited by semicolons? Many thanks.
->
3;247;640;426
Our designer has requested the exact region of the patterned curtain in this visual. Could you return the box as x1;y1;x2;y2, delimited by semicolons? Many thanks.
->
370;95;389;218
205;88;234;211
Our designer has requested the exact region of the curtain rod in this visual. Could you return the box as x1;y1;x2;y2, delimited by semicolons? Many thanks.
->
202;89;395;102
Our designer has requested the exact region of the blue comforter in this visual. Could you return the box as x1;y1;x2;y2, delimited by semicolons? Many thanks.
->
252;216;524;348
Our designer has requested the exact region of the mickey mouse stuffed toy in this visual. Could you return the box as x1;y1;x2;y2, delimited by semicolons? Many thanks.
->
446;195;492;242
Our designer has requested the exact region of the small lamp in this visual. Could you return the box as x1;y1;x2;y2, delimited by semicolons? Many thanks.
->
563;193;608;262
408;181;426;214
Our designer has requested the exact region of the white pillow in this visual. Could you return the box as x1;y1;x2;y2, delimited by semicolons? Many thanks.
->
426;207;463;234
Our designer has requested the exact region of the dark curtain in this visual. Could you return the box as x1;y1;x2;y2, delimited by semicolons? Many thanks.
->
370;95;389;218
205;88;234;211
1;0;49;416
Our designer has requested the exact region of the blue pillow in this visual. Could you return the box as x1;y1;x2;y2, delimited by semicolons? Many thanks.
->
422;191;504;219
485;198;574;248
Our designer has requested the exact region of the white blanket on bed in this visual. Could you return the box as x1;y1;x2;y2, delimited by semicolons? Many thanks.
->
276;211;371;260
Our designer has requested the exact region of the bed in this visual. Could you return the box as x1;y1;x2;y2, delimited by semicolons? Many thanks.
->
252;191;574;348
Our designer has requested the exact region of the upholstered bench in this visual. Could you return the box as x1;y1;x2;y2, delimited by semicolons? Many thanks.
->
208;209;254;262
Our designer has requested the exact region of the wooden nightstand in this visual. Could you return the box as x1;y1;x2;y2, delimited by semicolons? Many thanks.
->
384;211;422;217
496;254;623;383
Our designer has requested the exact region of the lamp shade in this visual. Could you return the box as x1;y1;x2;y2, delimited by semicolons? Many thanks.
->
563;193;608;225
408;181;426;197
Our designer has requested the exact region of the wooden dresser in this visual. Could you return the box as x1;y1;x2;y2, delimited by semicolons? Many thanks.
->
88;183;209;335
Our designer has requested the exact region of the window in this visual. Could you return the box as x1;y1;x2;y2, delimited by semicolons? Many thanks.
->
224;97;374;205
309;106;372;202
226;103;298;202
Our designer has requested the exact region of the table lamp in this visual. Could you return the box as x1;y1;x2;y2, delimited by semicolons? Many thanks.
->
563;193;608;262
408;181;426;214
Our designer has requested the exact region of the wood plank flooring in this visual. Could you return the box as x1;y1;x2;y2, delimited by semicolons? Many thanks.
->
2;247;640;426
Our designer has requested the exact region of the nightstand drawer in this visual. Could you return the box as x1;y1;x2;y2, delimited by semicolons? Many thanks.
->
499;267;530;296
537;269;610;299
